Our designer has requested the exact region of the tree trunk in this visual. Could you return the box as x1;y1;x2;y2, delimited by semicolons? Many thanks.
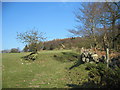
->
103;33;110;68
106;48;110;68
91;24;97;53
112;17;116;49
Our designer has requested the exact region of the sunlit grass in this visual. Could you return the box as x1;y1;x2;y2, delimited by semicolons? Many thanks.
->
2;50;88;88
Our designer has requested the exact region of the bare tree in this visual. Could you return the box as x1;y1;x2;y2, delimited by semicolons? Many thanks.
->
69;2;104;49
68;2;120;67
98;2;120;49
17;28;46;53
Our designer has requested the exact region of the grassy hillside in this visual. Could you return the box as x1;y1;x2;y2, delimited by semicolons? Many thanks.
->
2;50;88;88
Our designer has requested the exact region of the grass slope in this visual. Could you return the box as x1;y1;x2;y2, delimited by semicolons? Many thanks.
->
2;50;88;88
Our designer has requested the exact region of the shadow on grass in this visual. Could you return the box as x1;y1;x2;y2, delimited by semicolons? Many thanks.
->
61;52;78;58
66;82;100;88
69;58;84;70
53;52;79;62
66;84;81;88
68;53;85;70
53;51;85;70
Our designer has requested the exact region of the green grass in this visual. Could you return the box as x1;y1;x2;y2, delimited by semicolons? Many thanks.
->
0;53;2;89
2;50;88;88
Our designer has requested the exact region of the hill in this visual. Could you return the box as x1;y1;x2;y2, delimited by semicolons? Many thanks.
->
2;50;89;88
33;36;94;51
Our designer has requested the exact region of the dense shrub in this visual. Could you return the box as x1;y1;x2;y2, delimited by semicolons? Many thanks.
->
85;62;97;70
86;63;120;88
10;48;20;53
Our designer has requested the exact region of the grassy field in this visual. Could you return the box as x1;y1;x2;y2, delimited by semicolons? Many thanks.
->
2;50;89;88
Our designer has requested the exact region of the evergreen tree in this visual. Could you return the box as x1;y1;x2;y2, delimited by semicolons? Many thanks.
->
23;45;29;52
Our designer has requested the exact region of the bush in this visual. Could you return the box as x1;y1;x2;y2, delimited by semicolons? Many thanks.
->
87;63;120;88
23;53;38;61
85;63;97;70
10;48;20;53
102;67;120;88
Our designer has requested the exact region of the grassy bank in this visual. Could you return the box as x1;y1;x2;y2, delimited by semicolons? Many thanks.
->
2;50;88;88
